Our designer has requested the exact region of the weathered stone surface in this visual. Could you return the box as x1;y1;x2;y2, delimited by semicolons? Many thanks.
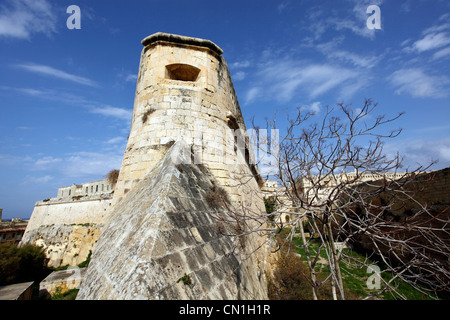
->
77;141;267;300
40;267;87;296
0;281;34;300
20;188;112;267
21;223;101;268
113;32;264;213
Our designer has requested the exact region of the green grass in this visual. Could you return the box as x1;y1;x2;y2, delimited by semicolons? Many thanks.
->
291;236;435;300
51;288;79;300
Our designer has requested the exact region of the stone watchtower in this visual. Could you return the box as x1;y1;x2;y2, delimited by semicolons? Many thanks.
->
77;33;268;300
113;32;263;210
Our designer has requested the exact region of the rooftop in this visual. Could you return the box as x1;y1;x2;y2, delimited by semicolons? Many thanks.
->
141;32;224;56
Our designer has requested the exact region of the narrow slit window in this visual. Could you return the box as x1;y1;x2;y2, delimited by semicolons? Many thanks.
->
165;64;200;82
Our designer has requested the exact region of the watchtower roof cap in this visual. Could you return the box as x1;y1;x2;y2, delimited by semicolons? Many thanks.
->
141;32;223;56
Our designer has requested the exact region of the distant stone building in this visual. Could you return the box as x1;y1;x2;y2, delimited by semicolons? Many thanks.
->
261;170;412;224
56;179;114;199
0;218;28;244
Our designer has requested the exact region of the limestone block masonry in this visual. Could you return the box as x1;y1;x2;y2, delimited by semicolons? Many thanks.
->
77;141;268;299
77;33;269;300
113;32;264;213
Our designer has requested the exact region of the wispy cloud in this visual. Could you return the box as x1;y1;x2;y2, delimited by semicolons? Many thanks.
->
245;56;368;104
304;0;384;41
403;16;450;60
277;1;289;14
230;60;250;69
389;68;450;98
89;105;132;121
124;74;138;82
413;32;450;53
384;137;450;171
21;175;53;185
13;63;98;87
106;136;126;145
300;101;321;114
0;85;132;122
34;156;62;170
315;37;381;69
0;0;57;39
245;87;262;104
233;71;246;81
433;47;450;60
30;151;124;180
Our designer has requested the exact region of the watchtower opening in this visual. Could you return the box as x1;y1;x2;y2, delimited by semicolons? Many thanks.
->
165;63;200;82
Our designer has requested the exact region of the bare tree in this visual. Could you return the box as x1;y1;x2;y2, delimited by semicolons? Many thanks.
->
209;99;449;300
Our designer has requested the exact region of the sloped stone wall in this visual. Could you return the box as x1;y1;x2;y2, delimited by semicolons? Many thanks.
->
77;142;268;300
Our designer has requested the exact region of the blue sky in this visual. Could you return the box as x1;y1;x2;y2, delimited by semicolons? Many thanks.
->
1;0;449;220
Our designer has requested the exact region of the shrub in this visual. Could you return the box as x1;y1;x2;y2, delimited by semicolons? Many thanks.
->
106;169;120;186
205;185;230;209
268;230;335;300
264;197;277;214
0;243;51;286
268;237;315;300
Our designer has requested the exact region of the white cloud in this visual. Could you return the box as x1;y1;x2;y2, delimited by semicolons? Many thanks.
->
309;0;384;40
21;175;53;185
1;86;131;124
245;87;262;104
230;60;250;69
34;156;62;170
30;151;123;181
316;38;381;69
301;101;321;114
125;74;138;82
62;152;123;178
0;0;57;39
384;137;450;171
433;47;450;60
89;105;132;121
0;154;32;166
106;136;126;145
14;63;98;87
248;57;367;103
233;71;246;81
403;19;450;61
413;32;450;53
389;68;449;98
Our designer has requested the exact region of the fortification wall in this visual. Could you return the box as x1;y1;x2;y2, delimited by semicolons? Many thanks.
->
22;224;102;268
113;33;263;213
404;167;450;207
21;191;112;267
25;197;111;232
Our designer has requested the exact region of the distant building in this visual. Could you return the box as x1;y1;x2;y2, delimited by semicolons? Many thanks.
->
56;179;114;199
0;218;28;244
